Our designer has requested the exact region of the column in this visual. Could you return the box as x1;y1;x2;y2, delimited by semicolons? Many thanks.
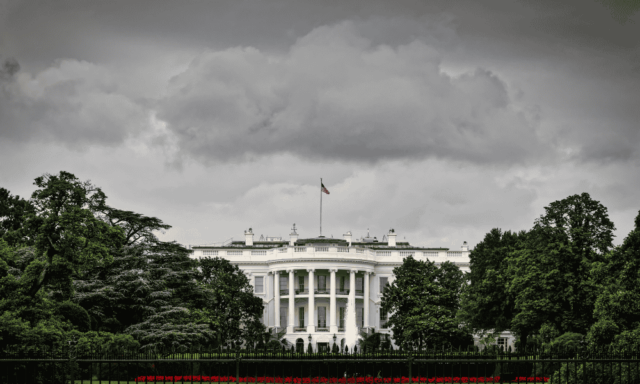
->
307;268;315;332
349;269;357;332
364;271;371;328
274;271;280;328
330;268;337;333
288;269;295;333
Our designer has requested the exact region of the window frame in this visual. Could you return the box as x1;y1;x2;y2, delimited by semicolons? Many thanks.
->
254;276;264;294
379;277;389;294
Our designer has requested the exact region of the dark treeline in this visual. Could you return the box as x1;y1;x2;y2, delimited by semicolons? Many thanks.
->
0;171;268;353
458;193;640;351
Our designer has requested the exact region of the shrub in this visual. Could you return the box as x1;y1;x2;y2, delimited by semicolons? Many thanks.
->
57;301;90;332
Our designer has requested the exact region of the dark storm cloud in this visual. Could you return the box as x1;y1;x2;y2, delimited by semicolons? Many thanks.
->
1;0;639;166
0;56;149;148
156;20;548;165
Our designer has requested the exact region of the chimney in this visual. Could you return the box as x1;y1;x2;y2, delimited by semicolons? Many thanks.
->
343;231;352;246
289;223;298;246
245;228;254;246
461;241;469;251
388;229;397;247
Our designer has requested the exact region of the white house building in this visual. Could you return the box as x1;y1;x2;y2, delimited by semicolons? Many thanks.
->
189;226;512;351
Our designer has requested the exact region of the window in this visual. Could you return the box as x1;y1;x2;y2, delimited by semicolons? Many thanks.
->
339;307;345;328
255;276;264;293
356;277;363;293
357;308;363;328
318;307;326;327
380;277;388;294
318;275;327;291
298;276;305;291
299;307;305;328
280;276;288;293
202;250;218;256
280;308;287;327
380;309;388;328
340;276;345;292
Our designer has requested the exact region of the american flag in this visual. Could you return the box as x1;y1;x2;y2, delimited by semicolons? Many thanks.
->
321;182;330;194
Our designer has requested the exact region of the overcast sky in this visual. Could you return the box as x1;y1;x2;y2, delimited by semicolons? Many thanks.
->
1;0;639;249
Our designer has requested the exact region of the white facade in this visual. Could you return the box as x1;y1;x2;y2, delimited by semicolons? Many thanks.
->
190;227;474;351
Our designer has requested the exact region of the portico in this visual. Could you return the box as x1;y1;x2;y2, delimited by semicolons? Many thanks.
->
272;268;373;335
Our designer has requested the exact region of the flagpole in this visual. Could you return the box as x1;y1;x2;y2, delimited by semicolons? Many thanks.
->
320;178;323;237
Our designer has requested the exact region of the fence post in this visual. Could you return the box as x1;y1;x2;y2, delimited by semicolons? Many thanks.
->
407;353;413;383
236;351;241;384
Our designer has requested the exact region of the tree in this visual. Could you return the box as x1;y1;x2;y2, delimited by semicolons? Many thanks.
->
104;208;171;247
358;329;382;352
507;193;615;347
459;229;526;340
56;301;91;332
75;240;213;349
588;210;640;347
23;172;125;299
195;257;265;348
0;188;35;246
381;255;470;349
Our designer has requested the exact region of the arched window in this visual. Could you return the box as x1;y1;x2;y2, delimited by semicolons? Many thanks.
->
296;338;304;353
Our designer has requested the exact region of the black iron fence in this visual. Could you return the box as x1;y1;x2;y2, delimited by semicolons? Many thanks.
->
2;345;640;384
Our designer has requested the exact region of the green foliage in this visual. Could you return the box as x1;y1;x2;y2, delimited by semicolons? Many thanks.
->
381;255;470;349
358;330;381;352
195;256;265;348
459;229;526;338
68;330;140;352
548;332;584;350
104;208;171;246
1;171;261;354
75;240;212;350
549;361;640;384
0;188;36;247
463;193;628;350
56;301;90;332
25;171;126;299
587;211;640;347
506;193;615;347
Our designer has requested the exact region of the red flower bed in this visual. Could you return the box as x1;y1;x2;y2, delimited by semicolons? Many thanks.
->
133;376;550;383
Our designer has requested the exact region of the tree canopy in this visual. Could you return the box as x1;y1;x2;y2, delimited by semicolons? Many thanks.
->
0;171;264;352
459;229;526;341
461;192;622;349
588;210;640;348
381;255;471;349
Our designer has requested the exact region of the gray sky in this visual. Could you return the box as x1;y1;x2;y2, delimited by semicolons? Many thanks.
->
1;0;639;249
